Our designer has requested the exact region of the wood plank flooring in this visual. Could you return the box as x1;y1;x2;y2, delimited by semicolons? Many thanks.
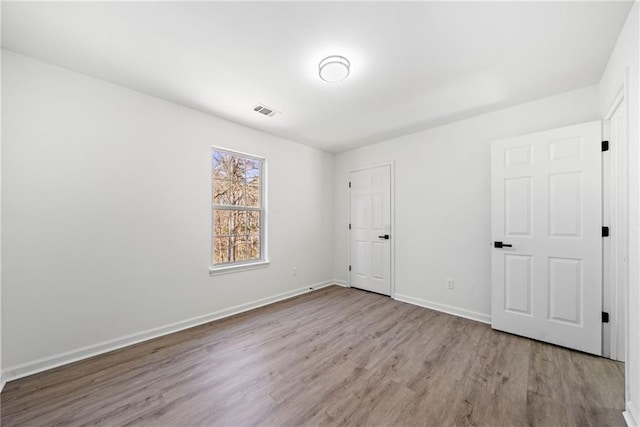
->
1;285;625;426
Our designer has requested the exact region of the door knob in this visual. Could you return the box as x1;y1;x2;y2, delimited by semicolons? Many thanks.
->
378;234;390;240
494;241;513;248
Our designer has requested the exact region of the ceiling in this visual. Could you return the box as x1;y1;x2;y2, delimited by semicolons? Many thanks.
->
1;1;633;153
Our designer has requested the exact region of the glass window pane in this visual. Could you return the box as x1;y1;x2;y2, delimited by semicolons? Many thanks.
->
230;157;245;182
246;185;260;207
238;211;250;235
226;236;236;263
213;236;230;264
238;236;250;262
247;211;260;234
245;159;260;185
213;151;230;179
229;210;244;235
213;179;231;204
228;180;244;206
228;235;242;262
213;210;231;236
247;235;260;260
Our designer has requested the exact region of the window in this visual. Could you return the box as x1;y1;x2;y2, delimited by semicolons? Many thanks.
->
211;147;267;273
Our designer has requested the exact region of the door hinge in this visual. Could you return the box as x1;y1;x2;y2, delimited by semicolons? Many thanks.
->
348;223;351;230
348;265;351;271
602;312;609;323
602;226;610;237
602;140;609;152
348;181;351;188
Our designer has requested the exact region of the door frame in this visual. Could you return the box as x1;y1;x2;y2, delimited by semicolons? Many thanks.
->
603;79;629;363
348;161;396;297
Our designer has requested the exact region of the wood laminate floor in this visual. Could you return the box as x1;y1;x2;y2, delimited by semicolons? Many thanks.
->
1;286;625;426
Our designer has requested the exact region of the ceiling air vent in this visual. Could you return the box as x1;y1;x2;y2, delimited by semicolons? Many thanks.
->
253;104;279;117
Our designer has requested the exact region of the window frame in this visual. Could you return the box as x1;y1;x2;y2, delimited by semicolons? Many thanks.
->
209;146;269;276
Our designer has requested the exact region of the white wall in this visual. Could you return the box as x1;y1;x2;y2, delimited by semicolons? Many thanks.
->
599;3;640;425
333;86;600;321
1;50;334;377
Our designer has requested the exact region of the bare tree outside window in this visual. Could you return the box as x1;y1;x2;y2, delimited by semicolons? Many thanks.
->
212;149;264;265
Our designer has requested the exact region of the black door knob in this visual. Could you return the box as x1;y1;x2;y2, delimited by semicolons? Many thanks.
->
378;234;390;240
494;241;513;248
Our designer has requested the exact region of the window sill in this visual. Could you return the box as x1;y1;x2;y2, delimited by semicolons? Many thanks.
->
209;260;270;276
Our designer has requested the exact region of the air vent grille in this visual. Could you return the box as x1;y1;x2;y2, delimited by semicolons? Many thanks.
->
253;104;279;117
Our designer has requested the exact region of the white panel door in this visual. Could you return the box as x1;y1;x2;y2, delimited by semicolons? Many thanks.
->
491;121;602;355
350;165;391;296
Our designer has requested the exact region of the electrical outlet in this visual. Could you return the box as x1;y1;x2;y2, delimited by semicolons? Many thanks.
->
447;279;454;290
292;267;297;277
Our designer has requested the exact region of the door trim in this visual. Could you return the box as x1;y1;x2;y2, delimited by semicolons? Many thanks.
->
603;79;629;363
348;161;395;298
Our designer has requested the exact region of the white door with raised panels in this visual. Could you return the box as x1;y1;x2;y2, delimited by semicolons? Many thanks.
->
350;165;392;296
491;121;602;355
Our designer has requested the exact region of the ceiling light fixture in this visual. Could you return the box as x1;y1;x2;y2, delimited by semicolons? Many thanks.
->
318;55;350;83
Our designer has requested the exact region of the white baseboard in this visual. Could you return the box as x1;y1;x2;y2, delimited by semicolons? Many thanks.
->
331;279;349;287
0;378;5;393
624;400;639;427
3;280;338;383
394;293;491;324
309;280;339;291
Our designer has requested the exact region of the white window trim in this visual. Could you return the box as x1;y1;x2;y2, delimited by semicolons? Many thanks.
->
209;260;270;276
210;146;269;275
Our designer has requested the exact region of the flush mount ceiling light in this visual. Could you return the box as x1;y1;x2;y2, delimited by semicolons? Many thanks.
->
318;55;350;83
